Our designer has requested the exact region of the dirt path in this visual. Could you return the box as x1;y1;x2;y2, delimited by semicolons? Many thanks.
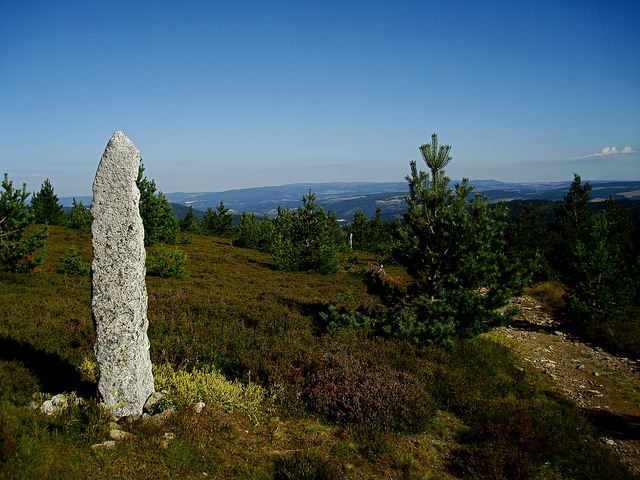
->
493;295;640;477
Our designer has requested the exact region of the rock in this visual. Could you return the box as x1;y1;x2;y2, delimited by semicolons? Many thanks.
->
41;400;56;415
41;393;76;415
91;132;154;417
91;440;117;450
109;429;135;441
144;391;165;413
194;402;206;413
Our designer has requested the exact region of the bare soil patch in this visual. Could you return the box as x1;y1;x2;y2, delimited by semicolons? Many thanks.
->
494;295;640;477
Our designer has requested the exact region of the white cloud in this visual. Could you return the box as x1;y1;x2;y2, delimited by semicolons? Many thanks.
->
564;145;636;161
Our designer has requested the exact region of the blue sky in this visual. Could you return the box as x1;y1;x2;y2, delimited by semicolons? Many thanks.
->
1;0;638;196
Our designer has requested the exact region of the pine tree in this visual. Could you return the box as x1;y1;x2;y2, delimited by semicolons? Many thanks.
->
272;191;339;274
136;164;179;245
180;205;196;232
326;210;346;251
200;201;234;237
1;173;48;272
505;203;548;281
233;212;275;251
67;198;92;230
553;178;638;328
31;178;65;225
214;201;233;237
383;134;522;346
347;208;395;260
565;213;636;327
271;206;296;269
349;211;369;250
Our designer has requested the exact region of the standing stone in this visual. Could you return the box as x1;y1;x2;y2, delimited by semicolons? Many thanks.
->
91;131;154;417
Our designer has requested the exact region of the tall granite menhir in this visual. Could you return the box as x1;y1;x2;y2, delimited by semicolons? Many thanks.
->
91;131;154;417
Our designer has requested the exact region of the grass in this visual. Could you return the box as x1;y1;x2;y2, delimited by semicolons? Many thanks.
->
0;226;635;478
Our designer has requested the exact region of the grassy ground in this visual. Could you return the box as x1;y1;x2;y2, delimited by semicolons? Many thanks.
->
0;226;635;479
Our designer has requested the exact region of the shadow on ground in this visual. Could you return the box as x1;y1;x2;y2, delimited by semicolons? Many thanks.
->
0;337;96;396
583;408;640;440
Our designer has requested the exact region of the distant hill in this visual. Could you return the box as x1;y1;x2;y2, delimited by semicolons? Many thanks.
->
61;179;640;221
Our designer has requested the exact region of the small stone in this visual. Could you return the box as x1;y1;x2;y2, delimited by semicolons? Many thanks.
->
41;393;72;415
592;371;600;377
110;429;135;441
91;440;117;450
144;391;165;413
586;389;603;396
41;400;56;415
194;402;205;413
554;331;563;336
576;364;585;369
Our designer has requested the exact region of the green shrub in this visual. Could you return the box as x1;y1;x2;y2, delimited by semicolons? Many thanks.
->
319;305;378;334
303;354;435;432
274;451;340;480
146;246;188;278
56;249;90;276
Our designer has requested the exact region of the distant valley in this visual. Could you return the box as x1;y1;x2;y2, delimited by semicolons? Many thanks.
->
61;179;640;220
